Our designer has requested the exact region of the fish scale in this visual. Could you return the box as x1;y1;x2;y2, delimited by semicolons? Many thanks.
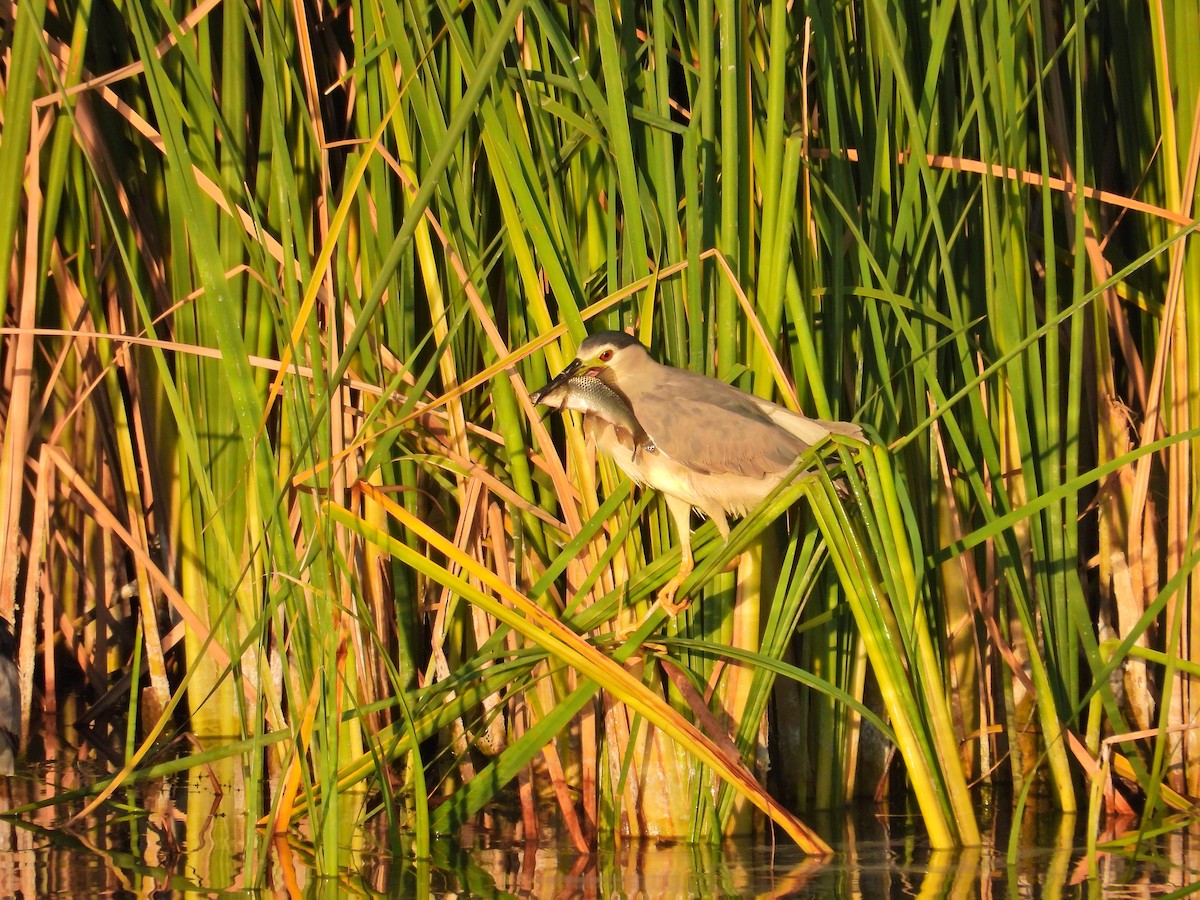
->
531;374;656;461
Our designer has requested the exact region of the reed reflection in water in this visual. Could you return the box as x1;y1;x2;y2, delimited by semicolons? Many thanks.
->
1;763;1197;896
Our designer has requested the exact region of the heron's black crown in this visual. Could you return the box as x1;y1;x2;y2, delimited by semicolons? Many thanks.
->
578;331;644;355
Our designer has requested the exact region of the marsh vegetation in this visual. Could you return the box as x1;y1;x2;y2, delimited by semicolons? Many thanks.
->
0;0;1197;880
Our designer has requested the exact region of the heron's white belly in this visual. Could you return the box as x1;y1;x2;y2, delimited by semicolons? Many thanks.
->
688;472;784;517
595;420;792;517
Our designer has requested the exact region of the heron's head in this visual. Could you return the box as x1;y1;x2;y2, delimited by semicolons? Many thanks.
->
570;331;650;380
531;331;649;405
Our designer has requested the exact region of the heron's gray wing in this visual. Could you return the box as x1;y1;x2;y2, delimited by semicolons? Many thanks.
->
631;375;807;478
747;396;866;444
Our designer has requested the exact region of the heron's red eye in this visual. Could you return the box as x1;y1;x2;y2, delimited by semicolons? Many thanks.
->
599;349;613;362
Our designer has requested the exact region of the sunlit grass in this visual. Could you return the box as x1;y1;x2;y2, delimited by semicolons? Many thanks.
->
0;0;1197;873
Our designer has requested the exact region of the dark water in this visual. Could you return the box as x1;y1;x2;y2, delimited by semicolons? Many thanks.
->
1;762;1197;896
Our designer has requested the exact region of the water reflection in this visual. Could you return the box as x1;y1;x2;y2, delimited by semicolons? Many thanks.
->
1;762;1197;896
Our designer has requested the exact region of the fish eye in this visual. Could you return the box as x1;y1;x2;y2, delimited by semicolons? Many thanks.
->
599;349;614;362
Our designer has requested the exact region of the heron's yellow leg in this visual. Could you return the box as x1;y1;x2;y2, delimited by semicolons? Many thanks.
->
617;550;692;640
657;550;694;616
653;494;697;616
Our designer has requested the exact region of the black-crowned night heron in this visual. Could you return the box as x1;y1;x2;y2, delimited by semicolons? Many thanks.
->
531;331;864;614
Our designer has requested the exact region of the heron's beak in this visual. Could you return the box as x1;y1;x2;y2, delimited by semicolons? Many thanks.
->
530;358;583;407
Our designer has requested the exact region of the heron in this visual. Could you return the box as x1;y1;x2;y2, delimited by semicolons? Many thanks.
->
532;331;864;614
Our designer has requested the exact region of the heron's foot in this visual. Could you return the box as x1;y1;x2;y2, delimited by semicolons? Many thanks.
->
656;586;691;616
612;561;694;640
616;599;681;644
611;583;690;644
610;620;668;653
662;556;700;614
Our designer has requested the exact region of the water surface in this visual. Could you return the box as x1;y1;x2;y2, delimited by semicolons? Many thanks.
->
1;763;1196;896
